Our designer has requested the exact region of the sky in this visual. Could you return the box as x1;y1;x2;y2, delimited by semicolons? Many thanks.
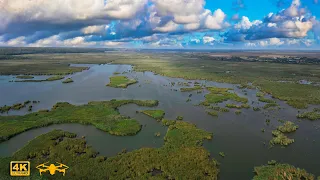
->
0;0;319;49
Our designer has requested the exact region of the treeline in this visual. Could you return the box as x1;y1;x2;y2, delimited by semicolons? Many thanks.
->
191;54;320;65
0;47;116;55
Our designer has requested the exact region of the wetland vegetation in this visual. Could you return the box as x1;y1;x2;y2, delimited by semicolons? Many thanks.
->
254;163;315;180
0;100;159;142
297;108;320;120
277;121;299;133
0;101;38;113
62;78;74;83
15;75;64;82
107;76;138;88
0;120;219;179
202;87;248;105
141;110;165;121
180;86;202;92
1;49;320;179
270;130;294;146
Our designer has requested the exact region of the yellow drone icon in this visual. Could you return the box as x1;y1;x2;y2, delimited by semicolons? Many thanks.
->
36;162;69;176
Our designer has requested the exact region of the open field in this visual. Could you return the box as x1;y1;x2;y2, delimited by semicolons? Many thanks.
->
0;100;159;142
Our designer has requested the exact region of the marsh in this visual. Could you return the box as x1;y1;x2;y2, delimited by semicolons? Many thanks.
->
0;51;320;179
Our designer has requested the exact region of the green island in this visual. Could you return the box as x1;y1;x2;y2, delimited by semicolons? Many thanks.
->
141;110;165;121
202;87;248;105
277;121;299;133
62;78;74;83
270;130;294;146
209;106;230;112
270;121;298;146
207;110;219;117
226;103;250;109
16;75;34;79
238;84;255;89
254;163;315;180
15;75;64;82
258;97;276;103
0;100;38;113
107;76;138;88
263;103;279;109
235;110;242;115
0;119;219;179
297;108;320;120
180;86;202;92
0;100;159;142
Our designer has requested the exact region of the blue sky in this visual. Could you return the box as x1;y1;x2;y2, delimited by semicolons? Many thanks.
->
0;0;319;49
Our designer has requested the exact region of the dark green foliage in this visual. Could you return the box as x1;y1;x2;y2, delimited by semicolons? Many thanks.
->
235;110;242;115
206;110;219;117
141;110;165;121
24;100;31;105
219;152;225;157
253;163;315;180
0;121;219;180
0;100;159;142
253;107;261;111
238;84;255;89
176;116;184;120
0;105;11;113
161;119;176;126
62;78;74;83
266;119;271;125
107;76;138;88
267;160;277;165
12;103;25;110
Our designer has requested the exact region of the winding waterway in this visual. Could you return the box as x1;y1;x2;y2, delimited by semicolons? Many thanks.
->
0;64;319;179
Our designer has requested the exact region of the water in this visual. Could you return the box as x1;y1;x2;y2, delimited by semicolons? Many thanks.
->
0;64;319;179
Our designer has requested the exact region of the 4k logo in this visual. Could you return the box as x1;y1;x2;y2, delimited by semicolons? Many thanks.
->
10;161;30;176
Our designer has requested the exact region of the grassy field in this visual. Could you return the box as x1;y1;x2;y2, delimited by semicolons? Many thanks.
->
107;76;138;88
141;110;165;121
0;53;110;75
0;120;219;179
0;100;159;142
109;52;320;109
